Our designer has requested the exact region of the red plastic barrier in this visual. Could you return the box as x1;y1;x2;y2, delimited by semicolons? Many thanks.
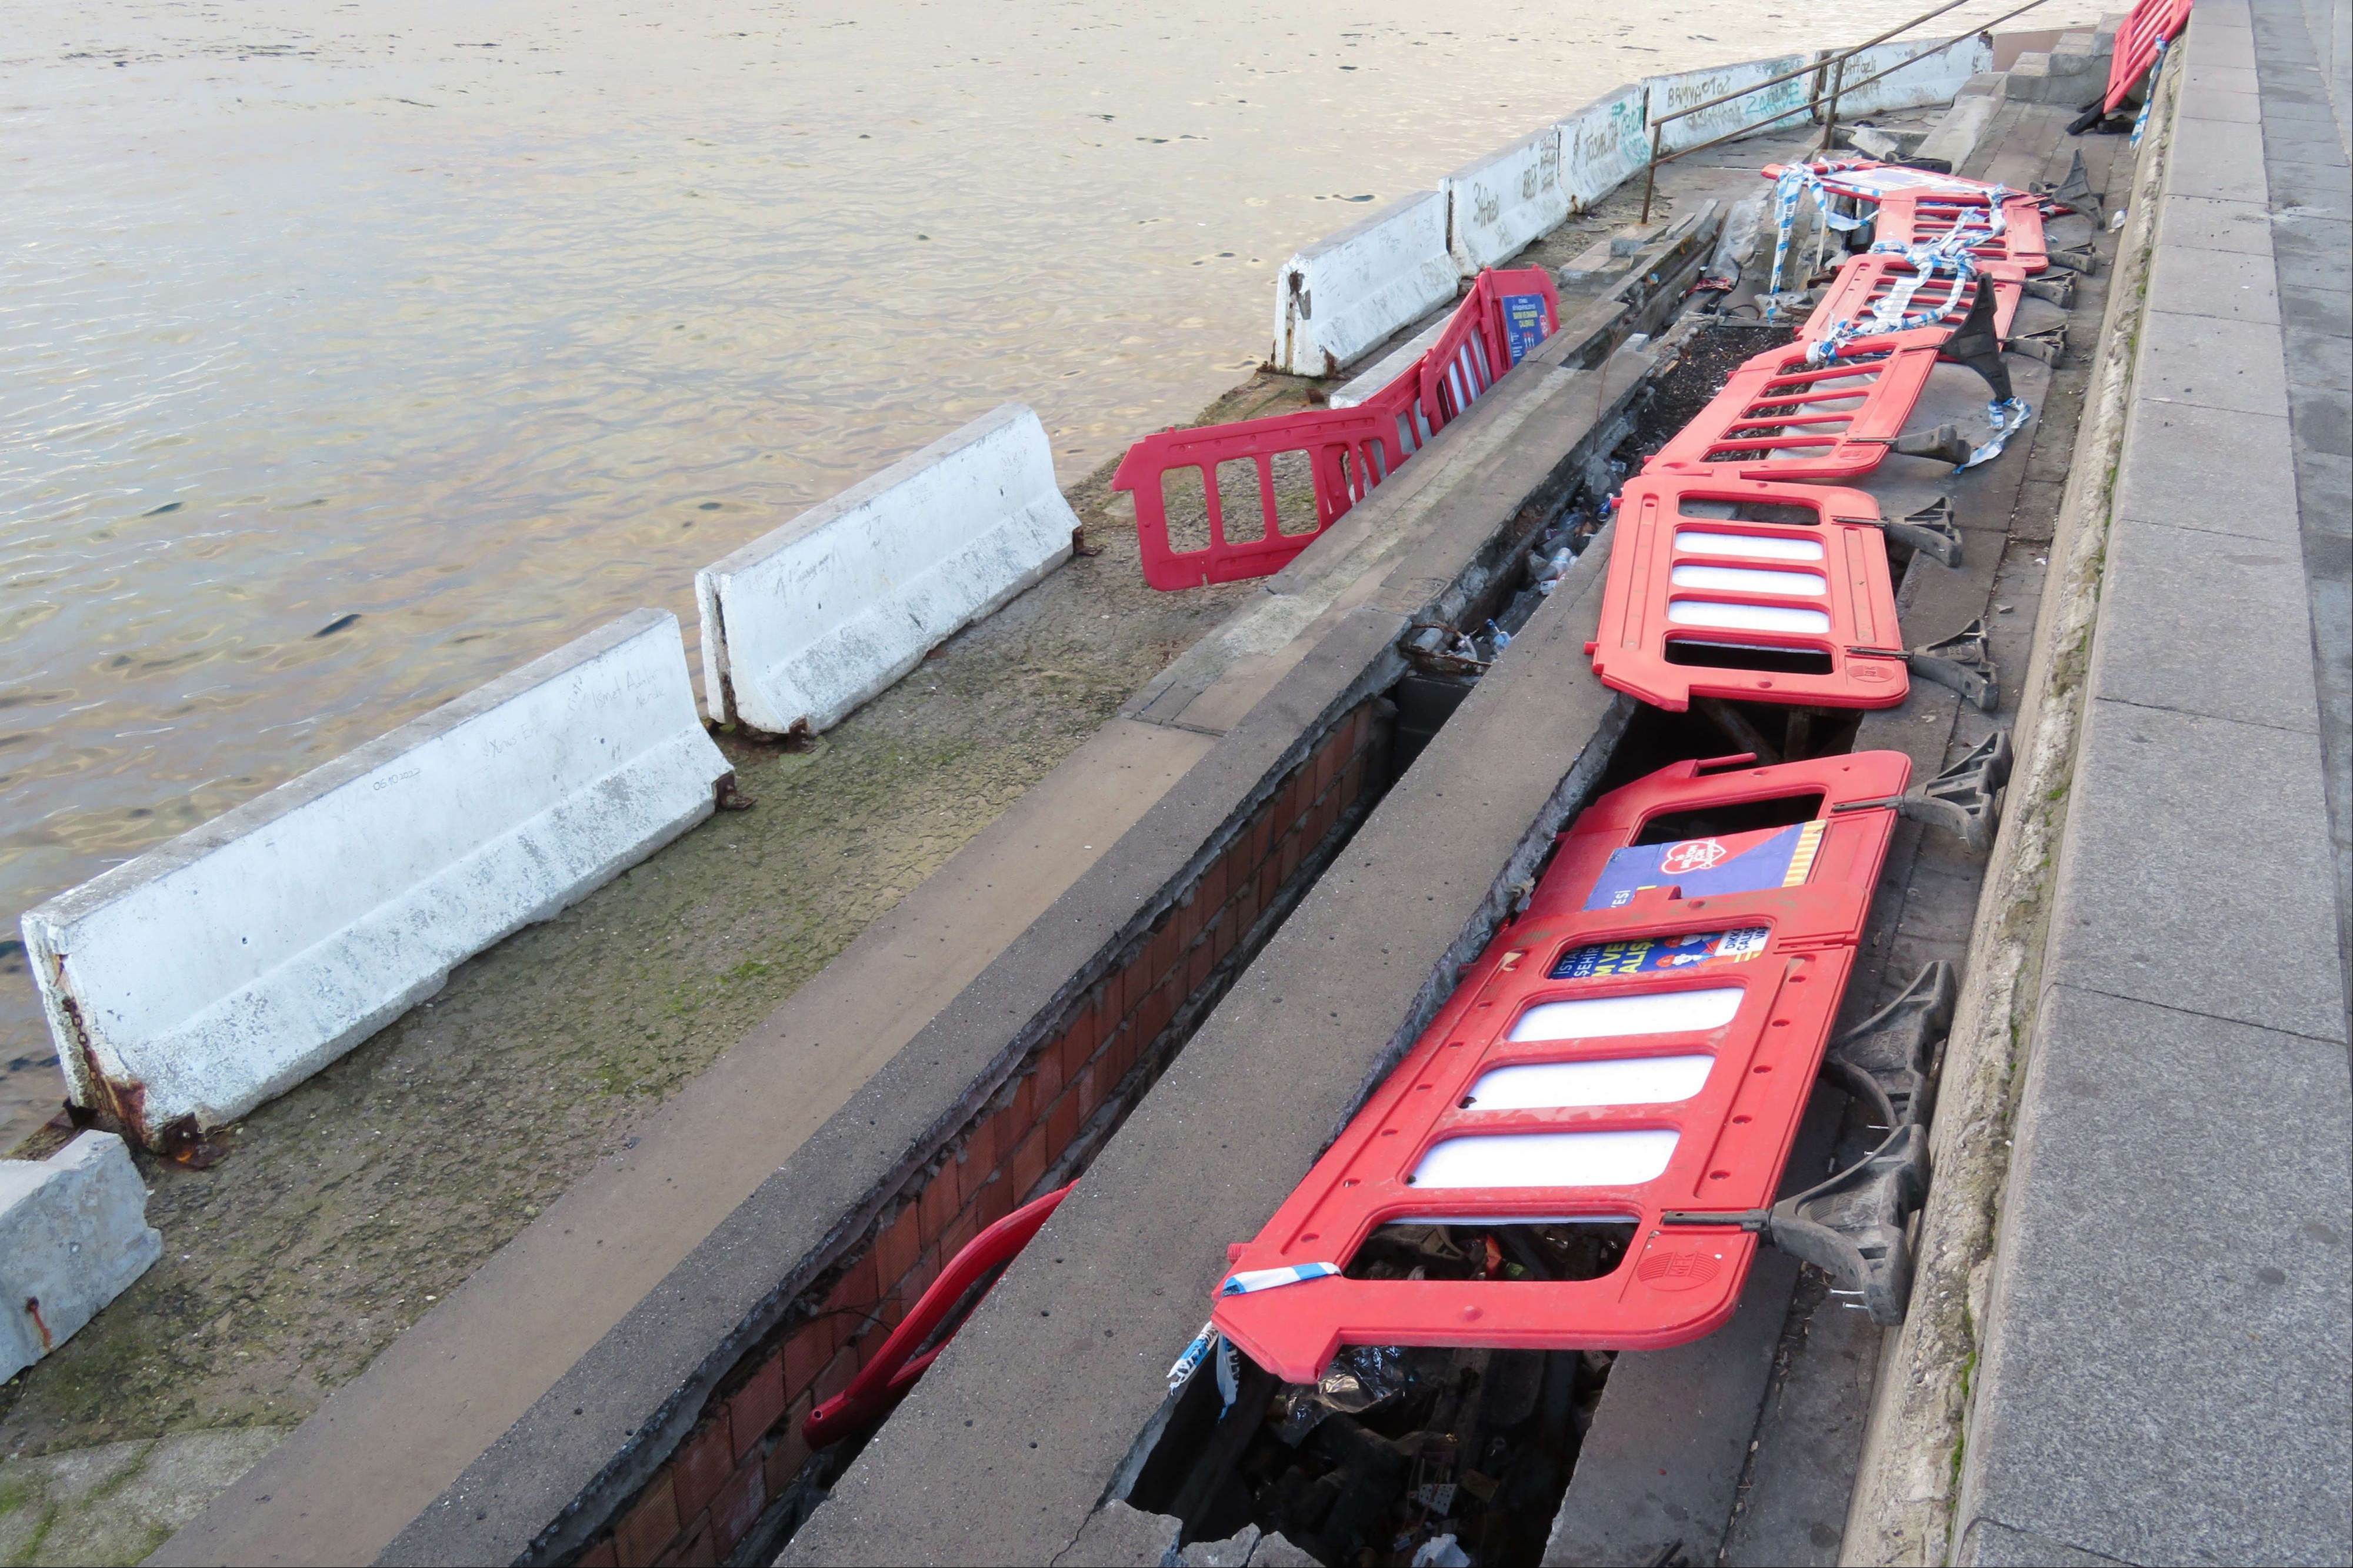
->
804;1183;1074;1447
1644;329;1944;481
1209;752;1911;1382
1115;269;1559;591
1802;251;2022;342
1588;472;1908;712
2107;0;2192;113
1761;160;2048;272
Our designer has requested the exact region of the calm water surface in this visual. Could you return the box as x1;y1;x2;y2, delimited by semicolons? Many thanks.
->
1;0;2071;1140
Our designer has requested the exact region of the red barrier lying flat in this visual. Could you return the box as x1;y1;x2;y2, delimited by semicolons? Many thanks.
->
1645;329;1944;481
804;1183;1074;1447
1115;269;1558;590
1762;160;2048;273
1588;472;1908;711
1803;251;2022;342
1210;752;1910;1382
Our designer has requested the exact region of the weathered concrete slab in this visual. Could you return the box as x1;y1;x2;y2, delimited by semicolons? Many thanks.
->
2089;518;2321;729
1954;984;2352;1566
2111;398;2300;536
0;1133;161;1380
2045;698;2340;1041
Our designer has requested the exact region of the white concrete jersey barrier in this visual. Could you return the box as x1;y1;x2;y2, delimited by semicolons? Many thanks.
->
1;1132;161;1380
1443;126;1568;275
696;404;1076;735
1827;35;1995;117
21;610;729;1149
1270;192;1457;376
1645;54;1816;155
1559;85;1654;212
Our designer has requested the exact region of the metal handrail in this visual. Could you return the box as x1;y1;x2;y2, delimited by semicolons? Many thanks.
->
1637;0;2054;222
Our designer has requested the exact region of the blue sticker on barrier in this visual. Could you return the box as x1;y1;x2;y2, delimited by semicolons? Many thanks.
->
1551;926;1772;979
1582;820;1825;910
1502;293;1548;365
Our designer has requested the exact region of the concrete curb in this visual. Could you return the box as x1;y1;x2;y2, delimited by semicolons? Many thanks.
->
1838;40;2184;1568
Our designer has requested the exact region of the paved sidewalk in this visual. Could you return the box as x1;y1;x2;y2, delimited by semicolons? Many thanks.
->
1949;5;2353;1564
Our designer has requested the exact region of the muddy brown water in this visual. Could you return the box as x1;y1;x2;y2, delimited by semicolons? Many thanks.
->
1;0;2079;1145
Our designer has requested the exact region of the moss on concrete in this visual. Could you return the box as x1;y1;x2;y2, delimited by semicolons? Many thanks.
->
0;448;1277;1460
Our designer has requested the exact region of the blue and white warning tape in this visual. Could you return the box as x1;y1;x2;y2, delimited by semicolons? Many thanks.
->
1219;1262;1341;1296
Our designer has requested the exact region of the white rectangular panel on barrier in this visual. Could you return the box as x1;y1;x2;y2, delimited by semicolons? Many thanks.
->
21;610;730;1149
1645;55;1817;155
1559;85;1653;213
1825;35;1995;116
1443;126;1568;275
696;403;1076;735
1270;191;1458;376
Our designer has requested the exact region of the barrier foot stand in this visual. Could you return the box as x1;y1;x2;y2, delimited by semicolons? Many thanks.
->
1882;423;1978;469
2006;325;2068;367
1844;619;1999;713
1827;728;2014;853
2045;244;2100;275
1848;496;1963;568
1821;960;1959;1132
1662;1124;1932;1326
2022;272;2077;307
1938;283;2015;406
2035;149;2106;228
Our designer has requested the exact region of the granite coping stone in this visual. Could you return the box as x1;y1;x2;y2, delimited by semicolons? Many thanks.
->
2145;238;2284;321
1954;983;2352;1568
2111;399;2300;531
2180;81;2264;121
2088;517;2322;731
2158;191;2275;252
2045;696;2344;1043
2135;308;2295;416
2168;114;2274;201
786;539;1631;1567
2187;60;2261;94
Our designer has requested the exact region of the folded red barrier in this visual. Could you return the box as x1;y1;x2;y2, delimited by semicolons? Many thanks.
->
1210;752;1911;1383
1115;269;1558;590
1644;329;1944;481
1587;472;1908;712
1761;159;2049;273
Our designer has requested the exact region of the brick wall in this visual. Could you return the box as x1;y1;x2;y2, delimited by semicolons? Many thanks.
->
572;698;1394;1568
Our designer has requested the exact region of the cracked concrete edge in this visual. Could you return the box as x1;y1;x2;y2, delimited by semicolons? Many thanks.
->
1837;48;2184;1568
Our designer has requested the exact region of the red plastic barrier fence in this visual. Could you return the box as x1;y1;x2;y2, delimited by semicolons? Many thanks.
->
1115;269;1559;591
1803;251;2022;342
1588;472;1908;712
803;1182;1074;1447
1761;160;2049;273
2107;0;2193;113
1210;752;1911;1382
1644;329;1945;481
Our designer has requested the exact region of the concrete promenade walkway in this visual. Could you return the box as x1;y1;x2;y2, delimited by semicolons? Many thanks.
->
1949;4;2353;1563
